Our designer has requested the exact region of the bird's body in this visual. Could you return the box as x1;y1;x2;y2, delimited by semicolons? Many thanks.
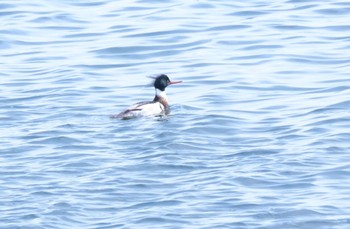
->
112;74;181;119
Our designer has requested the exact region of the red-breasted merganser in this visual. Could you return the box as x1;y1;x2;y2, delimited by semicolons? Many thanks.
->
112;74;182;119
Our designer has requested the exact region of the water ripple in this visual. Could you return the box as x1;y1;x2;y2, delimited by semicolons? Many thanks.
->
1;0;350;228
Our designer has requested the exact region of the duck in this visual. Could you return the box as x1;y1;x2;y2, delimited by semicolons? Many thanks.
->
111;74;182;119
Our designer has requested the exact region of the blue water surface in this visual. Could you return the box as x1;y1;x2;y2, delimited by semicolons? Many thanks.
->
1;0;350;228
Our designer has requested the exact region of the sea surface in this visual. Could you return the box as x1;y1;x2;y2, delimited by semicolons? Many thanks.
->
1;0;350;228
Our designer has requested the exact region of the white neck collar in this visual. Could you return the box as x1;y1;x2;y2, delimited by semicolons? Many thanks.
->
155;88;167;99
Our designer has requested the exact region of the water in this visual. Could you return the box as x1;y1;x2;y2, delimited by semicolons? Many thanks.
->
1;0;350;228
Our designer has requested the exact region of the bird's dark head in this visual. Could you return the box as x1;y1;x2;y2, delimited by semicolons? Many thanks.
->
153;74;182;91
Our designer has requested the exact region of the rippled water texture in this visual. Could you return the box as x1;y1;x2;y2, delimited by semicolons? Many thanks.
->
1;0;350;228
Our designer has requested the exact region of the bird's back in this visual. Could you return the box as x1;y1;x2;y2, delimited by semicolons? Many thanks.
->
112;100;165;119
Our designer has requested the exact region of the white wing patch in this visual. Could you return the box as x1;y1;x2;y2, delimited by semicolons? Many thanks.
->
134;102;165;116
115;102;165;119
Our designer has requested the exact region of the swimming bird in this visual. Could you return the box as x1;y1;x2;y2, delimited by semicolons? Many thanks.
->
112;74;182;119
